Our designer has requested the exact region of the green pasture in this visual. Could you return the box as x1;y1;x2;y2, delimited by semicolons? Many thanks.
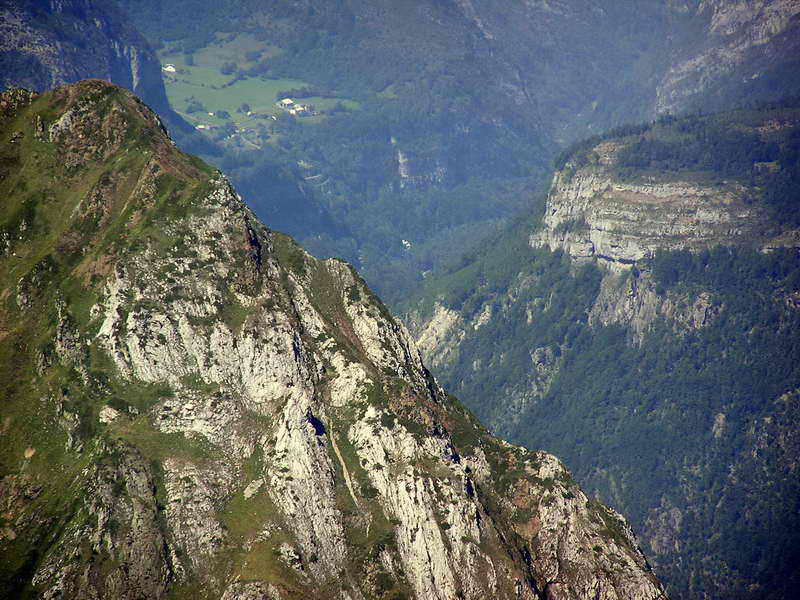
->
162;32;280;71
166;76;309;121
158;32;359;130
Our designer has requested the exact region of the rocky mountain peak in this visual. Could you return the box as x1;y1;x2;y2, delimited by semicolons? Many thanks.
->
0;81;668;599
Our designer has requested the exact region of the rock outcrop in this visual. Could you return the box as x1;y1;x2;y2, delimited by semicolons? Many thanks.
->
0;81;667;600
532;148;798;272
655;0;800;114
526;111;800;338
0;0;168;113
405;104;800;600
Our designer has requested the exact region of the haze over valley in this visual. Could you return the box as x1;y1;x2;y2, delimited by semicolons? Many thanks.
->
1;2;799;599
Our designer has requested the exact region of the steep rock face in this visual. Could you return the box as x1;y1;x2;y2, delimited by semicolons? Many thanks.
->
0;0;169;113
414;107;800;403
29;441;172;600
0;81;667;600
391;141;447;189
586;270;721;342
530;116;800;336
0;0;209;155
532;141;797;270
655;0;800;114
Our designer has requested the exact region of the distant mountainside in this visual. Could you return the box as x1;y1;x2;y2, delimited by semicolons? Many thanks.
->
404;103;800;599
115;0;800;303
0;0;167;111
654;0;800;115
0;80;668;600
120;0;800;139
0;0;212;154
8;1;795;302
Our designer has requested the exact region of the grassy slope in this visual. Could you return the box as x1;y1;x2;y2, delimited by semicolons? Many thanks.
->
157;33;358;131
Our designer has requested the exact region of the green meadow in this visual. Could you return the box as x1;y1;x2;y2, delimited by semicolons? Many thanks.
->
158;33;358;130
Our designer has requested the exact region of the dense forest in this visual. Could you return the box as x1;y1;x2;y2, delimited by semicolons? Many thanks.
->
404;103;800;599
410;235;800;600
539;246;800;599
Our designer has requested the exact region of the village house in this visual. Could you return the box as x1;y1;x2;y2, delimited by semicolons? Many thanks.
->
277;98;314;117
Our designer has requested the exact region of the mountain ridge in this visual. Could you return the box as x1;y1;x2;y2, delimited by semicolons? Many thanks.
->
0;80;667;600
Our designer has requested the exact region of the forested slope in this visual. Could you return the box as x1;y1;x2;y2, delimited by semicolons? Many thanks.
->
404;103;800;600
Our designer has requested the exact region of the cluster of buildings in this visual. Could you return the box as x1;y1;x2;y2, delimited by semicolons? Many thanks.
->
276;98;317;117
190;98;322;136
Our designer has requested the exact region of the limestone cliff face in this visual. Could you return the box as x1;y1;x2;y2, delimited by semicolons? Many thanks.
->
392;146;447;188
414;118;799;369
413;106;800;370
528;117;800;340
0;82;667;600
407;105;800;599
532;145;796;270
